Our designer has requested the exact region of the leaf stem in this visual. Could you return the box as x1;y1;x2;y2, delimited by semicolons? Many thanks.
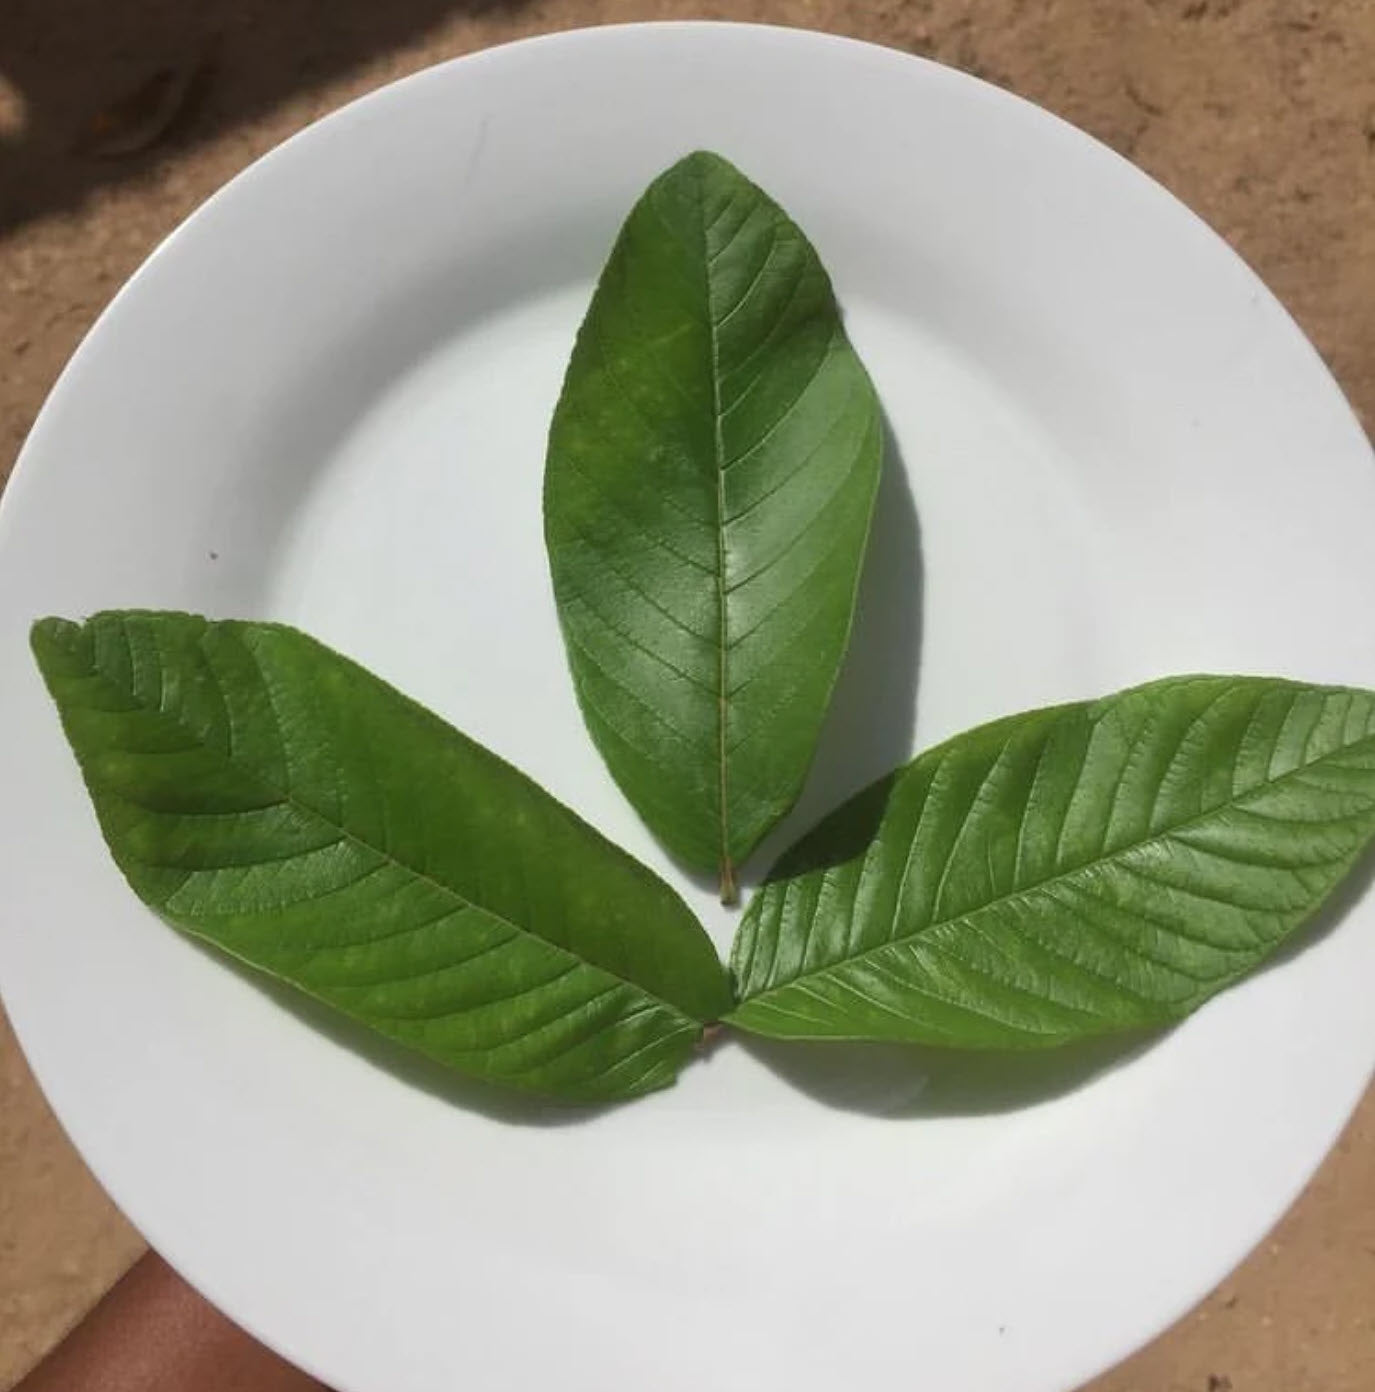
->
720;858;738;906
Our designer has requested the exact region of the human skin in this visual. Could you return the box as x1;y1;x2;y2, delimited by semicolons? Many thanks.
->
15;1253;329;1392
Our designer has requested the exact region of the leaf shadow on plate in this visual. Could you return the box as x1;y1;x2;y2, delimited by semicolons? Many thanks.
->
736;1031;1159;1120
181;934;614;1128
722;416;923;899
736;848;1375;1120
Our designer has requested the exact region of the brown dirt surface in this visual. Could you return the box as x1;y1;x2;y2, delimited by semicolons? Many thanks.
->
2;3;1372;1390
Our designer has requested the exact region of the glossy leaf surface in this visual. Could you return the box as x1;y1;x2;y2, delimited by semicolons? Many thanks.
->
545;151;882;897
730;677;1375;1046
33;612;731;1102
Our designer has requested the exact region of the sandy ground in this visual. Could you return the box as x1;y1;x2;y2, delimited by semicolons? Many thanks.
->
2;2;1373;1389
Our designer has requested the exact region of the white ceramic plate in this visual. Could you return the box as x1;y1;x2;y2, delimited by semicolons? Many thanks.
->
2;22;1373;1392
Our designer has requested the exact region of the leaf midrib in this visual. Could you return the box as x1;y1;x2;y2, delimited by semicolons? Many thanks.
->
737;717;1375;1006
696;167;734;899
80;626;698;1026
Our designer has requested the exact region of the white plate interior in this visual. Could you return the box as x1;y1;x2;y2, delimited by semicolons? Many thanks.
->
2;24;1373;1392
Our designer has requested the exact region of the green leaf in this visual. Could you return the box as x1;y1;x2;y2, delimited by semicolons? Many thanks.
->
729;676;1375;1047
544;151;883;901
32;611;732;1103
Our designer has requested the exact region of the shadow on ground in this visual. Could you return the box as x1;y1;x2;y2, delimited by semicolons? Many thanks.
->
0;0;530;230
